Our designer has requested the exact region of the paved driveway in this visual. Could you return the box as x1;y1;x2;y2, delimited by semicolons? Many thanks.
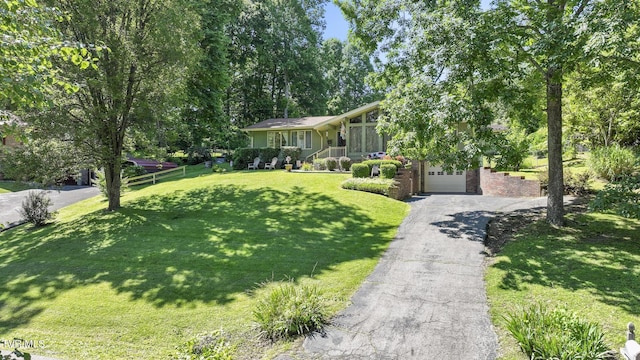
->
0;186;100;229
299;194;548;359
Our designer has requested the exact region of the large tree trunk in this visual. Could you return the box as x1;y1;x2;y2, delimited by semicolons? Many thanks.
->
104;158;122;211
546;68;564;226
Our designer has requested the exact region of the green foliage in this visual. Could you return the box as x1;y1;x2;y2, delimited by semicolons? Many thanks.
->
313;158;326;171
122;165;147;179
338;156;352;171
362;160;403;172
350;163;370;178
280;147;301;166
0;138;88;186
253;282;327;341
341;178;396;196
504;304;614;360
93;169;129;198
172;331;235;360
379;164;397;179
494;128;531;172
563;170;592;196
301;162;313;171
588;145;638;181
590;176;640;219
19;191;57;227
324;157;338;171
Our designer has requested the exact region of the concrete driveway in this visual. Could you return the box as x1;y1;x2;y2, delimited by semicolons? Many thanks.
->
0;186;100;229
297;194;548;359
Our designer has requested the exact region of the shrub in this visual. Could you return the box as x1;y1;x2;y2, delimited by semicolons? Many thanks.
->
338;156;352;171
380;164;397;179
362;159;403;172
564;169;591;196
122;165;147;179
253;282;327;341
172;330;234;360
325;157;338;171
341;178;397;196
588;145;638;181
280;147;301;167
301;162;314;171
351;163;370;178
590;176;640;219
504;303;615;360
313;158;326;171
232;148;261;170
19;191;57;227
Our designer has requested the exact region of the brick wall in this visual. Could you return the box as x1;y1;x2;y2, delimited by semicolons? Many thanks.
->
479;167;541;197
389;168;415;200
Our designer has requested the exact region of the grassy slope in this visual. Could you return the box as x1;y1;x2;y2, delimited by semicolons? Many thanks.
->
486;211;640;359
0;181;36;194
0;170;409;359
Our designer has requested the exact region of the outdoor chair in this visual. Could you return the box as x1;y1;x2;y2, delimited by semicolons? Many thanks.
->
248;157;260;170
264;157;278;170
371;165;380;177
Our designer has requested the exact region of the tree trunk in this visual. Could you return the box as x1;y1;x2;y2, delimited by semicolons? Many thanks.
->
546;68;564;226
104;156;122;211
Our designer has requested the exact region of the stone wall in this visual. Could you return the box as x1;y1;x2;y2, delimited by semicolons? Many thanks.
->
479;167;541;197
466;169;479;193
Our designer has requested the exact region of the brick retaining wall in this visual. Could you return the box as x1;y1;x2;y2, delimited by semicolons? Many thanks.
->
479;167;541;197
389;168;414;200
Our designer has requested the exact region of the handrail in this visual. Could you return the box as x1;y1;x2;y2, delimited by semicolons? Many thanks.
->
305;147;346;162
127;166;187;186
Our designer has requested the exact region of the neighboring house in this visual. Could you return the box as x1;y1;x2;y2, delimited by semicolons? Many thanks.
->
243;101;387;162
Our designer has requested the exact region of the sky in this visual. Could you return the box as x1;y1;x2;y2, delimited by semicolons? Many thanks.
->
322;1;493;42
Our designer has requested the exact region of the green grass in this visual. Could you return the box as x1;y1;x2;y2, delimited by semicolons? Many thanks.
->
486;211;640;359
0;169;409;359
0;180;37;193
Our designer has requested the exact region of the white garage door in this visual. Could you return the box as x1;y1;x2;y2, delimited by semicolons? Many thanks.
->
424;165;466;193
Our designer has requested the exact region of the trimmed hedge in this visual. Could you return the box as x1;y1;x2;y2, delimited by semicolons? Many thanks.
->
232;148;261;169
362;160;403;172
232;147;299;170
341;178;397;196
351;163;370;178
325;157;338;171
313;158;326;170
380;164;397;179
339;156;352;171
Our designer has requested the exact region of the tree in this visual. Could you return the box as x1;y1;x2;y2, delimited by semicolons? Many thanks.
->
35;0;200;211
338;0;637;226
322;39;380;114
225;0;327;128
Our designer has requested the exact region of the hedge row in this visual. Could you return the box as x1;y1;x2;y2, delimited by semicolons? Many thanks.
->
362;159;403;171
340;178;397;196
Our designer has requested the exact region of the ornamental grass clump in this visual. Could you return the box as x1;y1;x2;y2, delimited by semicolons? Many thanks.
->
253;282;327;341
504;303;615;360
172;330;235;360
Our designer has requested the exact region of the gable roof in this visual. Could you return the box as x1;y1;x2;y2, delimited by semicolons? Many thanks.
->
242;101;382;132
243;116;335;131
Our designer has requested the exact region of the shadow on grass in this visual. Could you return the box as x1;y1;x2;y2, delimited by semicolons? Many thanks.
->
0;184;395;332
491;213;640;316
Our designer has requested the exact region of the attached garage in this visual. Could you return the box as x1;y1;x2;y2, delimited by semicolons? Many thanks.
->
423;165;467;193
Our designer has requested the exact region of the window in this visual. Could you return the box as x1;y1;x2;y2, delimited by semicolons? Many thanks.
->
366;110;379;123
267;131;288;148
349;115;362;124
291;130;312;149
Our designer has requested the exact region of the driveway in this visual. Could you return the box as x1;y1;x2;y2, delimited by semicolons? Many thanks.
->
295;194;548;359
0;186;100;229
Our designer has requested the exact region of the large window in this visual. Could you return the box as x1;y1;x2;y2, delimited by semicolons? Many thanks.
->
348;110;381;154
267;131;288;148
291;130;312;149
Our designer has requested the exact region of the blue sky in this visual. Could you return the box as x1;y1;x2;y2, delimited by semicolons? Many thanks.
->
322;1;493;42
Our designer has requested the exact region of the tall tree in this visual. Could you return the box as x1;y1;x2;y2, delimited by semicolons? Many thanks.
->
225;0;327;128
36;0;200;211
322;38;380;114
338;0;636;226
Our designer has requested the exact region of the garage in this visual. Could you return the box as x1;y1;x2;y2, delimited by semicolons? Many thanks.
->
423;165;466;193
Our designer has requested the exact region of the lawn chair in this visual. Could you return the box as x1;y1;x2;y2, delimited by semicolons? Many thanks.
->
370;165;380;177
248;157;260;170
264;157;278;170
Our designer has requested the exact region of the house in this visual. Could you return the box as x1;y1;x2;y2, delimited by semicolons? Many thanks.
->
243;101;387;162
243;102;540;196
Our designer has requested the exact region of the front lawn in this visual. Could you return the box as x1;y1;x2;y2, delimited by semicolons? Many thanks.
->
486;210;640;359
0;180;36;193
0;170;409;359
